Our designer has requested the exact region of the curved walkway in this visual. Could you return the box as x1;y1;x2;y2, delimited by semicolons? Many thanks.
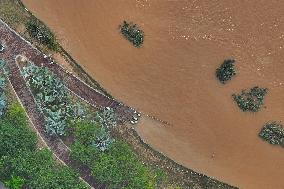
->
0;19;138;189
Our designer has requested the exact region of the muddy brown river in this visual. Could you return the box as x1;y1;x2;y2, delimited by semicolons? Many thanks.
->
22;0;284;188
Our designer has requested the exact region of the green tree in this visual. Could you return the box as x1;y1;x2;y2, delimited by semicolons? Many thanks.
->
4;175;25;189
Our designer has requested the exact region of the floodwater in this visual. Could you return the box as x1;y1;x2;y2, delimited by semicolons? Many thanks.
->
22;0;284;188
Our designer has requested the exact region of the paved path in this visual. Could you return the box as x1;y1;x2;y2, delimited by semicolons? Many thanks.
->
0;19;139;189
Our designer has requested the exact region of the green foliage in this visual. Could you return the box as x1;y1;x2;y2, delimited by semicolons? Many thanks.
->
216;59;236;84
232;86;268;112
0;149;89;189
74;119;114;152
71;138;163;189
0;76;7;117
6;103;29;126
120;21;144;47
74;120;101;145
0;60;6;69
0;103;89;189
70;142;99;166
259;121;284;147
22;63;72;135
25;18;59;51
4;175;25;189
96;107;117;129
0;104;37;158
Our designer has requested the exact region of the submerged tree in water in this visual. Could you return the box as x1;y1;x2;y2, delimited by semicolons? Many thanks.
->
259;121;284;147
216;59;236;84
232;86;268;112
120;21;144;47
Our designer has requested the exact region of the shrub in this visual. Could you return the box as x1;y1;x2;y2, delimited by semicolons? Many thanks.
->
0;149;89;189
74;120;114;152
74;120;101;145
232;86;268;112
216;59;236;84
22;63;72;135
70;142;99;166
91;141;160;189
259;122;284;147
0;104;37;158
0;76;7;117
0;60;6;69
120;21;144;47
4;175;25;189
25;18;59;51
71;139;164;189
0;103;89;189
96;107;117;129
6;103;29;126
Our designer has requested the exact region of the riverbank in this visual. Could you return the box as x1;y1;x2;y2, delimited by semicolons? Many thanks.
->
0;0;238;188
14;0;284;188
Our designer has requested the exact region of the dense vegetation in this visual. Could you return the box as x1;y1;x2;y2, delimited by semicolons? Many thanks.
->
22;63;74;136
216;59;236;84
259;122;284;147
70;118;165;188
25;17;59;51
120;21;144;47
232;86;268;112
0;103;89;189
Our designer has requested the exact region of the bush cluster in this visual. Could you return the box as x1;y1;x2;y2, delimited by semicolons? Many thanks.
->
22;63;74;136
70;117;165;188
216;59;236;84
120;21;144;47
232;86;268;112
0;103;89;189
25;18;59;51
259;122;284;147
73;119;114;152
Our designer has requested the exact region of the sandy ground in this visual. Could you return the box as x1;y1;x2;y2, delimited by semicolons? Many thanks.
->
22;0;284;188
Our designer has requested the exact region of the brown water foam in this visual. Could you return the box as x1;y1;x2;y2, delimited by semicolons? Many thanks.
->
22;0;284;188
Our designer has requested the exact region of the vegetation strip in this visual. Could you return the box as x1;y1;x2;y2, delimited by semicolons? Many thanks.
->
0;103;89;189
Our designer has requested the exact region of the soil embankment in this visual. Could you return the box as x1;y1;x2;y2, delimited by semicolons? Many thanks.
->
22;1;284;188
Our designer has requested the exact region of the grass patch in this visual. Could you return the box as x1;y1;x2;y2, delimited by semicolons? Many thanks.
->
259;121;284;147
232;86;268;112
216;59;236;84
120;21;144;47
